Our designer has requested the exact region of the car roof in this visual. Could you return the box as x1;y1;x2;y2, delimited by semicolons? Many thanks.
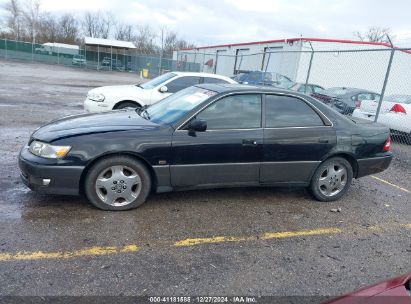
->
196;83;299;95
173;71;235;82
326;87;376;94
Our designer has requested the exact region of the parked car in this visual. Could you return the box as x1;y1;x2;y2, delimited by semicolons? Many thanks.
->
20;84;392;211
323;272;411;304
72;54;86;66
289;82;325;94
352;94;411;143
100;57;124;70
233;71;294;89
84;72;237;112
312;87;380;115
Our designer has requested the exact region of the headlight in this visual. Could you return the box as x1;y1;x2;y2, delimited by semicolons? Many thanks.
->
87;92;105;102
29;141;71;159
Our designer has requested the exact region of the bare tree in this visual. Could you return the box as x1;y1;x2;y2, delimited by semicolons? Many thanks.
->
36;12;59;43
82;11;115;39
3;0;24;40
354;26;394;43
134;25;157;54
115;23;134;41
82;11;99;38
1;3;196;55
99;12;115;39
162;29;195;56
59;13;79;44
21;0;41;43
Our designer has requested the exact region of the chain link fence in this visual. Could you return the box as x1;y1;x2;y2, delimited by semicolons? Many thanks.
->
177;45;411;165
0;38;201;78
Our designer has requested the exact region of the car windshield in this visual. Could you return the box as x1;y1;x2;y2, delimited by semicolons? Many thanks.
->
139;72;177;89
386;95;411;104
146;86;217;125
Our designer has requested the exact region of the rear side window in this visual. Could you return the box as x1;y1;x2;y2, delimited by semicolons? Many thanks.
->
166;76;201;93
202;77;228;84
265;95;324;128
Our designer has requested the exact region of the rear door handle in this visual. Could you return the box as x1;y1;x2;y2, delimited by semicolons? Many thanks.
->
319;138;329;143
242;139;257;146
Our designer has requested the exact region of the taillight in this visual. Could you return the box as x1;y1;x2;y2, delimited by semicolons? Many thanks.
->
383;137;391;151
390;104;406;114
355;100;362;108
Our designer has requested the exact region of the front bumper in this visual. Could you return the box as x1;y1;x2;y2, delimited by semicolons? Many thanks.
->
83;98;111;113
19;146;84;195
356;154;393;178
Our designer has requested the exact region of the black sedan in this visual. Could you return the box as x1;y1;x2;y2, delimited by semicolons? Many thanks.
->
312;87;380;115
19;84;392;210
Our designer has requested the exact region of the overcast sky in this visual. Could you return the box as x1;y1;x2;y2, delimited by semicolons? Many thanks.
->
1;0;411;46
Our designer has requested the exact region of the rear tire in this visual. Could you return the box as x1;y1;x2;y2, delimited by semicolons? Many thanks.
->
114;102;140;110
309;157;353;202
84;156;151;211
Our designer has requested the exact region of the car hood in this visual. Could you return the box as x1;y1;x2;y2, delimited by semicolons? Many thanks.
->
89;85;143;96
32;110;159;142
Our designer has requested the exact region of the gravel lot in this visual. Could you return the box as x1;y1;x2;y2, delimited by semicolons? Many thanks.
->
0;59;410;300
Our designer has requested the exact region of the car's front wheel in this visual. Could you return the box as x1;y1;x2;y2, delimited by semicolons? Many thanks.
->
309;157;353;202
84;156;151;210
114;101;141;110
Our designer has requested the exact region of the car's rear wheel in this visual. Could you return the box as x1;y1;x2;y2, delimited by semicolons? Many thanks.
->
114;102;140;110
309;157;353;202
84;156;151;210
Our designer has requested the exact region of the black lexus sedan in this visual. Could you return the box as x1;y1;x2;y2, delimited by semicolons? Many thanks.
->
19;84;392;211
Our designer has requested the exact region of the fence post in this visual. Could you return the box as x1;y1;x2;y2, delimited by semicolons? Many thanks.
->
97;44;100;70
5;38;7;59
110;46;113;71
213;51;218;74
375;37;395;122
304;42;314;94
263;51;272;86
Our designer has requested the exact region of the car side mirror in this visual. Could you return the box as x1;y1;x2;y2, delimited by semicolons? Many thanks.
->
159;86;168;93
188;118;207;134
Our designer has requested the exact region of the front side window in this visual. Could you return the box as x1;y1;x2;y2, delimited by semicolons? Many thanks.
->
265;95;324;128
139;72;176;89
196;94;262;130
166;76;201;93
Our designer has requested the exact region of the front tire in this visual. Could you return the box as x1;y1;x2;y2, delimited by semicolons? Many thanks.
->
309;157;353;202
114;102;140;110
84;156;151;210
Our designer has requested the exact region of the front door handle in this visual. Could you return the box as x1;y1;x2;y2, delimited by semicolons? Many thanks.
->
242;139;257;146
319;138;329;143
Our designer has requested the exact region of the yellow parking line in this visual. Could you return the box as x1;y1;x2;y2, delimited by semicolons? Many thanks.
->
174;227;341;247
0;244;139;262
371;176;410;193
1;224;410;262
174;235;255;247
260;227;342;240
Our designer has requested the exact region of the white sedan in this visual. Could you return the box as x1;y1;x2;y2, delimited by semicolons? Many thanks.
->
352;94;411;142
84;72;236;112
